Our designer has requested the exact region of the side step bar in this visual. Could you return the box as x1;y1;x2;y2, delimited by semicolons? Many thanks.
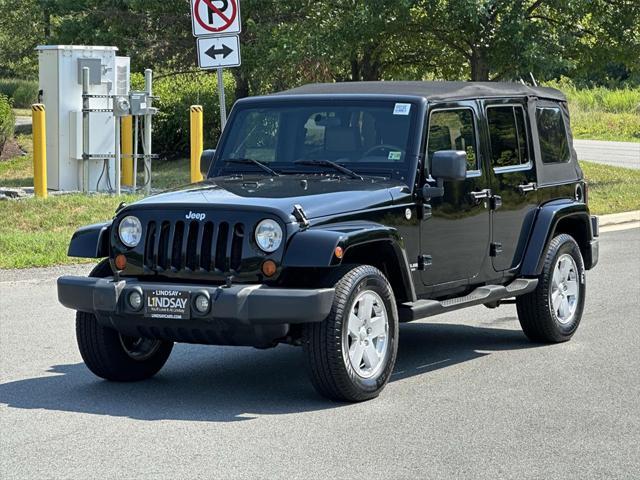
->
398;278;538;322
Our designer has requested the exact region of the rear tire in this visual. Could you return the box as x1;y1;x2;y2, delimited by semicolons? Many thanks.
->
75;259;173;381
516;234;586;343
302;265;399;402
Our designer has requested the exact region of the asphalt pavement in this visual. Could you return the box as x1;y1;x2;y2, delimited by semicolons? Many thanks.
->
1;227;639;479
574;139;640;169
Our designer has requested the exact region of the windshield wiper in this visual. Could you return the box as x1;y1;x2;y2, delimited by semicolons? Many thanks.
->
294;160;363;180
224;158;280;176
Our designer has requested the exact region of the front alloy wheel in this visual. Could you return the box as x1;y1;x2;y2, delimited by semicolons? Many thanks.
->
303;265;399;402
343;290;390;379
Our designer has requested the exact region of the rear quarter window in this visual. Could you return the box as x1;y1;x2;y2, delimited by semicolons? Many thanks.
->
536;107;570;164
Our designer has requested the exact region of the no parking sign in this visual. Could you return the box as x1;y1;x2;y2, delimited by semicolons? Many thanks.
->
191;0;241;37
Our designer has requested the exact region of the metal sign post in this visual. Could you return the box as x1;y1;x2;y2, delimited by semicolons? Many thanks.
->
191;0;241;131
217;68;227;130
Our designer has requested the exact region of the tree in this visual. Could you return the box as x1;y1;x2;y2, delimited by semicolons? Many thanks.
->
412;0;640;83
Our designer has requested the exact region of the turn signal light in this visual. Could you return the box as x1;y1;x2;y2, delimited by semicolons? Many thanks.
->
114;254;127;270
262;260;277;277
334;246;344;259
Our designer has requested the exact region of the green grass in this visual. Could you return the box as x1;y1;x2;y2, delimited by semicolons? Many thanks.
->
0;134;191;269
0;134;32;187
547;81;640;143
0;194;141;269
1;137;637;269
580;161;640;215
12;108;31;117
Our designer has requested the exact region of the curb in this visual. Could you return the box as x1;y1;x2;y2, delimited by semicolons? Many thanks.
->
598;210;640;227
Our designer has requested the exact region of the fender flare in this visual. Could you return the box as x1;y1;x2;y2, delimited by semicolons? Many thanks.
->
68;222;112;258
520;200;592;276
282;222;416;302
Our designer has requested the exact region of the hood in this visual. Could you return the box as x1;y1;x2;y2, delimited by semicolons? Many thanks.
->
129;175;410;222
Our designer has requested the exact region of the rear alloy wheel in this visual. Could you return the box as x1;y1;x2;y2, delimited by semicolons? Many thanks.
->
303;265;399;402
516;234;586;343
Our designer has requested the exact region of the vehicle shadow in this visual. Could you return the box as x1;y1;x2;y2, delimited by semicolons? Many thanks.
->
0;319;536;422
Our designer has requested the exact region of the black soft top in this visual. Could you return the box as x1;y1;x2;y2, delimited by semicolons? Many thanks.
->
274;81;566;102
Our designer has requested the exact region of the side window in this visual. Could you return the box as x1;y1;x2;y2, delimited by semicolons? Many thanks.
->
486;106;530;168
427;109;478;171
536;107;570;164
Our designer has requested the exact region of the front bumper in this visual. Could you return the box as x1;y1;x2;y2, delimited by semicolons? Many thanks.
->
57;276;335;347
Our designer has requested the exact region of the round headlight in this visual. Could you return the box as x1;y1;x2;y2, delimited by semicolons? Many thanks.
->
118;216;142;248
255;219;283;253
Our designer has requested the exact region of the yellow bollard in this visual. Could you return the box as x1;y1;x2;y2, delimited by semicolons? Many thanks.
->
121;116;134;186
32;104;47;198
190;105;204;183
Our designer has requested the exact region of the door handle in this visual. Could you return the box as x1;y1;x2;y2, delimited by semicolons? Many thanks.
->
518;182;537;193
469;189;491;201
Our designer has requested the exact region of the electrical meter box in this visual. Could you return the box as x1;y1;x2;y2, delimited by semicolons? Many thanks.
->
37;45;130;192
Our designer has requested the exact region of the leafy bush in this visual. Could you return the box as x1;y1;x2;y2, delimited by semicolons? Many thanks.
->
0;94;15;151
0;78;38;108
131;71;235;157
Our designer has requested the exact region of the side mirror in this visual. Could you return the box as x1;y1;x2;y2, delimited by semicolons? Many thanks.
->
200;149;216;176
422;150;468;200
431;150;467;181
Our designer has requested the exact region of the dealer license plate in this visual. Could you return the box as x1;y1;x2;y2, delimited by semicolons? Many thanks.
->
145;289;190;319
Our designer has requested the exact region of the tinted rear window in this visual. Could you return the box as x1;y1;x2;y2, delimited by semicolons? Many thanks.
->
537;107;570;164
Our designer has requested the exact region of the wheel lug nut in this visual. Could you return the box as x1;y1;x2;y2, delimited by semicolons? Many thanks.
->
367;328;372;334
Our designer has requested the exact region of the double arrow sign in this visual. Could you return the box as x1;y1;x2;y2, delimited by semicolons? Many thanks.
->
196;35;241;69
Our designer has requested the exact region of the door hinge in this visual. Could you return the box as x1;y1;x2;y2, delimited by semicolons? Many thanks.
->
418;255;432;270
490;242;503;257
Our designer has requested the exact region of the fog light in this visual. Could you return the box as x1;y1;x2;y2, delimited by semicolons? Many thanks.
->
128;291;142;311
194;294;210;314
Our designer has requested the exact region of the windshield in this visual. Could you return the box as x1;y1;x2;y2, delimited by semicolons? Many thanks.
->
211;101;418;180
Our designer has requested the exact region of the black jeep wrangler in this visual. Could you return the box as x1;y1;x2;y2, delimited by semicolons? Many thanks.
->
58;81;599;402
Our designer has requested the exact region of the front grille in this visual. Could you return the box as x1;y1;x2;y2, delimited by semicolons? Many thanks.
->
142;220;245;274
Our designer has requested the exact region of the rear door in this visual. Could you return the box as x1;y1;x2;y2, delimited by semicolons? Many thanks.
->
420;102;491;289
482;100;538;272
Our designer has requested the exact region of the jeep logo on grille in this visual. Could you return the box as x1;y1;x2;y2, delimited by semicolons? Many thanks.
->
185;211;206;221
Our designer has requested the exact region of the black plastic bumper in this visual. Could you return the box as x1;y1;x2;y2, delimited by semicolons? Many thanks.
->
57;276;335;347
586;215;599;270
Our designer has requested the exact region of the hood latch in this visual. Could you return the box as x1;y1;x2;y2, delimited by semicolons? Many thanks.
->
292;204;310;230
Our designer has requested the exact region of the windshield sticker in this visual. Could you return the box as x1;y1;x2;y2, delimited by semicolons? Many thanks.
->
388;151;402;161
393;103;411;115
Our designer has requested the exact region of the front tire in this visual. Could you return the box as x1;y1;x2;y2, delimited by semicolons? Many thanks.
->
75;260;173;381
516;234;586;343
76;312;174;381
302;265;399;402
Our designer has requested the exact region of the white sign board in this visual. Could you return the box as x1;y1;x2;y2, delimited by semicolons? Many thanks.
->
191;0;241;37
197;35;241;69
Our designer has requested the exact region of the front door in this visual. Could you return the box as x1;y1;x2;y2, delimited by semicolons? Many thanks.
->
420;103;491;290
482;100;539;271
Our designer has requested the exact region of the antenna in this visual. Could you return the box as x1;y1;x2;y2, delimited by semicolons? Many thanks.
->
529;72;538;86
